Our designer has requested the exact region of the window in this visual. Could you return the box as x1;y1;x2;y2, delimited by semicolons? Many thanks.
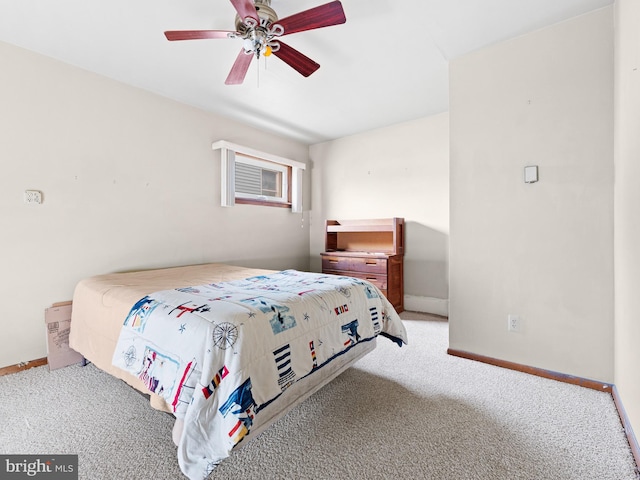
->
234;154;289;205
213;140;304;212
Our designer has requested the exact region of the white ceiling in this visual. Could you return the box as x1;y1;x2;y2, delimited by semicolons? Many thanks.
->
0;0;613;144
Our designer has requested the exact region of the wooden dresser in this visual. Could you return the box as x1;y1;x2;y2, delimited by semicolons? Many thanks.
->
320;218;404;313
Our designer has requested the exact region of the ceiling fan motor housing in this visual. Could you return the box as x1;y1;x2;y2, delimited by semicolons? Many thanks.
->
235;0;279;33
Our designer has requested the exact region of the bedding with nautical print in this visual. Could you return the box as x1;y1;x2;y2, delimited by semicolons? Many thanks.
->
112;269;407;479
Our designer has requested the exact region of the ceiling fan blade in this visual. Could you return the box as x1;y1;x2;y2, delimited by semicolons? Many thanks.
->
272;41;320;77
164;30;236;41
225;49;254;85
276;1;346;36
230;0;259;24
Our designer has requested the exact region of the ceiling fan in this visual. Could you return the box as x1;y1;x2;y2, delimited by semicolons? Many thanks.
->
164;0;346;85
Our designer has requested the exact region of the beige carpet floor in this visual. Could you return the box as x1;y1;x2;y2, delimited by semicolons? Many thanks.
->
0;312;637;479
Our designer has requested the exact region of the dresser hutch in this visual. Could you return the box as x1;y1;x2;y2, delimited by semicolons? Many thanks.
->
320;217;404;313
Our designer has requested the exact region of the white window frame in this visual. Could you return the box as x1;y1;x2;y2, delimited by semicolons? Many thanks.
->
212;140;305;213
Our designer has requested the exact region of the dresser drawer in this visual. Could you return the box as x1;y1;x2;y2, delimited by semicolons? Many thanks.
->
321;256;351;272
349;257;387;274
358;273;387;291
321;256;387;274
324;269;388;291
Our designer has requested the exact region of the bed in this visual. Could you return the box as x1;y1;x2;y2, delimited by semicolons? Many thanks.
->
69;263;407;479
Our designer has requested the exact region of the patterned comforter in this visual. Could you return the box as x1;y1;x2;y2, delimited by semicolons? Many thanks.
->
112;269;407;479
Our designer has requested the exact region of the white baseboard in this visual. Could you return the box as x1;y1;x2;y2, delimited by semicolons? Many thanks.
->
404;295;449;317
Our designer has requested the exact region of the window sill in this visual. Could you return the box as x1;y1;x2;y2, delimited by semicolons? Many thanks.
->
235;198;292;208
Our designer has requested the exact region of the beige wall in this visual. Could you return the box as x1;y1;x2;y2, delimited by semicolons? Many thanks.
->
614;0;640;445
0;41;310;369
309;114;450;314
449;8;614;382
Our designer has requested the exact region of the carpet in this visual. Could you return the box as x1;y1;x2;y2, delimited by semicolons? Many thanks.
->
0;312;636;479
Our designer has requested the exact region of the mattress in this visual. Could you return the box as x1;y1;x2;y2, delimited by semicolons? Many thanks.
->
69;263;275;412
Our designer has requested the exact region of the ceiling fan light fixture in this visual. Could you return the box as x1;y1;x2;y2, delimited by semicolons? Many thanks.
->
242;38;255;52
166;0;346;85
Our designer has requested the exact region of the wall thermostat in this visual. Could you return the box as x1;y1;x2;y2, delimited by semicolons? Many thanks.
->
524;165;538;183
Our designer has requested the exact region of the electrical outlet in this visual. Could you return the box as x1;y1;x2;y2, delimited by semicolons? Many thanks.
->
24;190;42;204
508;314;522;332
